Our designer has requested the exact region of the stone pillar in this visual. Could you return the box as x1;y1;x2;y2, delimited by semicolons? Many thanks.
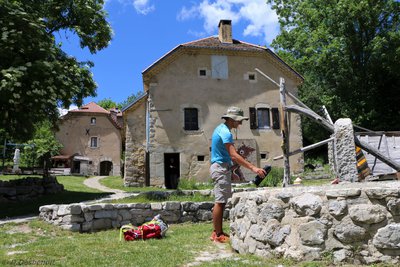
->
334;118;358;182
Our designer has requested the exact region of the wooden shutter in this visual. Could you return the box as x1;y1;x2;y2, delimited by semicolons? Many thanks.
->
271;108;280;129
249;107;257;129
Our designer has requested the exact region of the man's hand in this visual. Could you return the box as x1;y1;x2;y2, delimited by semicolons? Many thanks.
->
251;166;266;178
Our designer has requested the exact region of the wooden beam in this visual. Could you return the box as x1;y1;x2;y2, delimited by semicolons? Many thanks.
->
274;137;334;160
279;77;291;187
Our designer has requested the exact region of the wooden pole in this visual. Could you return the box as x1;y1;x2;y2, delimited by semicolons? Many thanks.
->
279;77;291;187
273;137;334;160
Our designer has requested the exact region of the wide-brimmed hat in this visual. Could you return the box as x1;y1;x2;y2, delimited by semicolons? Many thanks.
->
221;106;249;121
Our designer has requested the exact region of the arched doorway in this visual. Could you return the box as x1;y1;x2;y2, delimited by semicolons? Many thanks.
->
100;161;113;176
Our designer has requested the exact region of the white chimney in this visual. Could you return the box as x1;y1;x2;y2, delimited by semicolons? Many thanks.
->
218;20;232;44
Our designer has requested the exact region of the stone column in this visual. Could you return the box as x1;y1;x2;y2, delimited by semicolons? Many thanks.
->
334;118;358;182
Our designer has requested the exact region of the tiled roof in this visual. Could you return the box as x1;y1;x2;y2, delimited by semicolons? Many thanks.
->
69;102;109;114
65;102;122;129
181;36;267;52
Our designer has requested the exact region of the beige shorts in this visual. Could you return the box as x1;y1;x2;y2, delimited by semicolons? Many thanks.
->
210;162;232;203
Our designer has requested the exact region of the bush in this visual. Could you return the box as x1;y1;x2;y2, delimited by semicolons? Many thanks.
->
259;167;284;187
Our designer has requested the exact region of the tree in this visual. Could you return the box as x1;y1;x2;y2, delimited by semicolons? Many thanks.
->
268;0;400;143
97;98;119;110
21;120;63;170
0;0;112;141
119;91;145;110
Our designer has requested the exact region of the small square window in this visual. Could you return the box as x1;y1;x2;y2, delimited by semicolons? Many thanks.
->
199;69;207;76
249;74;255;80
197;155;205;161
260;153;267;159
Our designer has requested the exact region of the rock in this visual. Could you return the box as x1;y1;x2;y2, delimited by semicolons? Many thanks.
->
290;193;322;216
373;224;400;249
349;204;387;224
299;221;327;246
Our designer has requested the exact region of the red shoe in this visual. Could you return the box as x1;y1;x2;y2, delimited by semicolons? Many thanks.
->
210;231;230;243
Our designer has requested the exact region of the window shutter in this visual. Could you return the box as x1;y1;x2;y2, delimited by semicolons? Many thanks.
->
271;108;280;129
249;107;257;129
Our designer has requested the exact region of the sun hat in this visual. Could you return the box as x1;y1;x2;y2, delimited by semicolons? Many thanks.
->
221;106;249;121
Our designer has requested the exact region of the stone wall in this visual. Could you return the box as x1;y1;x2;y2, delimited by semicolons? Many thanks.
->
0;176;64;203
229;181;400;265
39;200;222;232
38;187;259;232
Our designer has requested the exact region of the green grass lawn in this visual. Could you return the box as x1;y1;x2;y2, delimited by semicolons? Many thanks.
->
0;176;109;219
0;220;393;267
106;192;214;204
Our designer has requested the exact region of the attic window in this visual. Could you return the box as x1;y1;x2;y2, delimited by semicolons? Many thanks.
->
245;72;257;83
198;68;207;78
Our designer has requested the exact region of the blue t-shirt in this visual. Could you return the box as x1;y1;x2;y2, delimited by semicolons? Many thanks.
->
210;123;233;165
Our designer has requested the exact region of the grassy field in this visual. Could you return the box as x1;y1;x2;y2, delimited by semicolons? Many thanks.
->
0;220;395;267
0;176;109;219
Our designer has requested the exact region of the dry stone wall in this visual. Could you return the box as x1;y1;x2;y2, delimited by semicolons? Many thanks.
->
39;201;218;232
229;181;400;265
0;176;64;203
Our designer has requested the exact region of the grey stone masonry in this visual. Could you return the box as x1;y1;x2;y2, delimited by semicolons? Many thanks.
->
334;118;358;182
39;200;223;232
230;181;400;265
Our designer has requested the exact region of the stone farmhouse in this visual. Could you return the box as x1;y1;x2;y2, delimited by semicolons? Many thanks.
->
53;102;122;176
123;20;304;188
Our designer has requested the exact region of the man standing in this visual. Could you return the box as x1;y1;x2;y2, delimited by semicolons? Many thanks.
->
209;106;266;243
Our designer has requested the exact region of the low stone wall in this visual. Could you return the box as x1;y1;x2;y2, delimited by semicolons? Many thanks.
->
0;176;64;203
229;181;400;265
39;201;225;232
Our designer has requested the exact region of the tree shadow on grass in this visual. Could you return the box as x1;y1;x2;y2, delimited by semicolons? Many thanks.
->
0;190;110;219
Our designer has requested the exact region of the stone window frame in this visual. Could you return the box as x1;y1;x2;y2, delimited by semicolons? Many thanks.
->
180;104;203;135
90;136;99;148
244;72;257;83
198;67;209;79
90;117;96;125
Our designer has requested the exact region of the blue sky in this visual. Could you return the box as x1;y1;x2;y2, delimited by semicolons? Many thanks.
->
57;0;280;108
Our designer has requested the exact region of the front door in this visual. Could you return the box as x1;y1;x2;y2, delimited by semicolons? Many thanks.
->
100;161;112;176
164;153;180;189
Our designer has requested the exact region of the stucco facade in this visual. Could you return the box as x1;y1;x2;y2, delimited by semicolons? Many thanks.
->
55;102;122;176
124;20;304;187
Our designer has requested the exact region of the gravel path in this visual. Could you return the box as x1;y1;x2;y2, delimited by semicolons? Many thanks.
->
83;176;125;193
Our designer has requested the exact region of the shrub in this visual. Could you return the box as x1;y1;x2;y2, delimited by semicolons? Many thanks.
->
259;167;284;187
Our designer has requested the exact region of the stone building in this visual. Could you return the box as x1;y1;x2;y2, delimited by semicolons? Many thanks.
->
55;102;122;176
123;20;304;188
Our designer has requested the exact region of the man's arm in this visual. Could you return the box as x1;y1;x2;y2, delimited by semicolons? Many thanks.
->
225;143;266;178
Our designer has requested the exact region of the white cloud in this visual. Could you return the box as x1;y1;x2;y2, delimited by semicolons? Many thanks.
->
132;0;155;15
58;105;78;117
105;0;155;15
178;0;279;44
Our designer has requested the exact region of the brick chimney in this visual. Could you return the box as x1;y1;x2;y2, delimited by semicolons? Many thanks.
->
218;19;232;43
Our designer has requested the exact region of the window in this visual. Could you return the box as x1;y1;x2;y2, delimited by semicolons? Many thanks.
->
90;137;98;148
198;68;207;78
197;155;205;161
211;55;228;79
249;107;280;130
244;72;257;83
184;108;199;131
90;117;96;125
257;108;270;129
